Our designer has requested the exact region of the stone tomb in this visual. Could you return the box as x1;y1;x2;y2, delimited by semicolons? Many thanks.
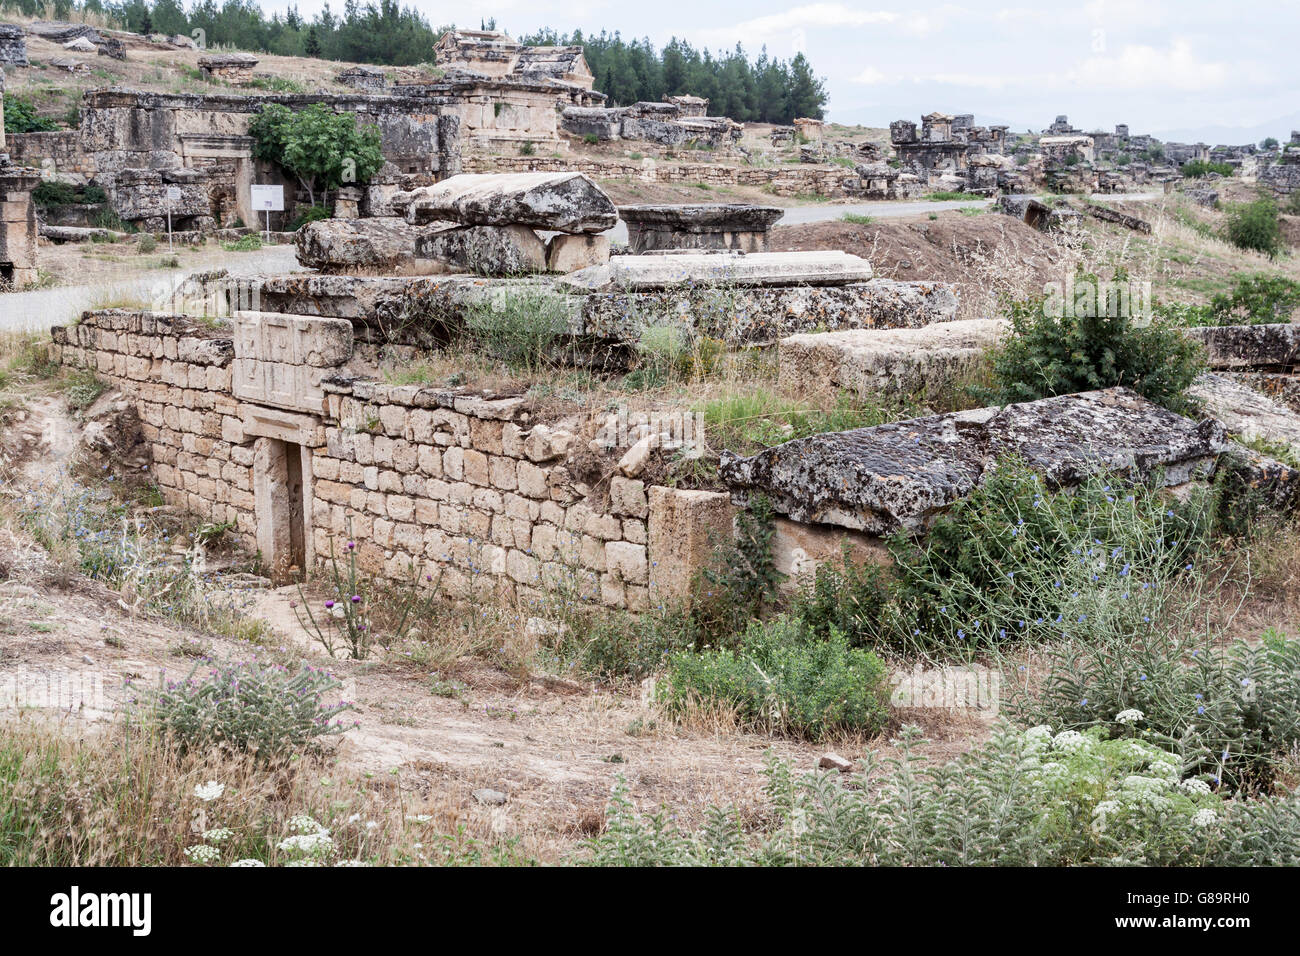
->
618;203;785;254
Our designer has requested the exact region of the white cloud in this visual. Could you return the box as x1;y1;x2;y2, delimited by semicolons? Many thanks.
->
1066;39;1229;91
853;66;903;84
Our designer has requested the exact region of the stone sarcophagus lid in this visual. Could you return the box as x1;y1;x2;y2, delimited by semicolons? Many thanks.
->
232;311;354;415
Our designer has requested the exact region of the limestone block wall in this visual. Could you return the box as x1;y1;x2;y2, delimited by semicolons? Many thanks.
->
6;131;96;179
463;154;871;199
49;309;724;612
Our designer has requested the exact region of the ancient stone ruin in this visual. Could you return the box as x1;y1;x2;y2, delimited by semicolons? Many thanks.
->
618;203;784;254
198;52;260;84
0;23;27;65
0;67;40;287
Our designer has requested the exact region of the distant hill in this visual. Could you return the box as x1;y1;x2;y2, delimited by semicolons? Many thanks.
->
1147;111;1300;146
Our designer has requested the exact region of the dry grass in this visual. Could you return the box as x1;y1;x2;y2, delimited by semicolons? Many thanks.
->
0;714;524;866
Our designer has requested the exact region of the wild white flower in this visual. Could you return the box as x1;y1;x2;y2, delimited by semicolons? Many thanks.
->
1148;759;1181;780
1120;774;1170;792
1192;809;1218;828
1024;726;1053;754
230;859;266;867
193;781;225;803
285;859;322;867
1052;730;1088;754
287;814;328;836
1092;800;1120;819
1115;708;1145;725
406;814;432;824
277;832;334;855
202;827;234;844
335;859;371;867
1179;778;1212;795
183;844;221;864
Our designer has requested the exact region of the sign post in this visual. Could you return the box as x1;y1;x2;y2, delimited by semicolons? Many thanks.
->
165;185;181;252
250;184;284;244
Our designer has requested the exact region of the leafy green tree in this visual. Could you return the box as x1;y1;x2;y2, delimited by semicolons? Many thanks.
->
248;103;384;208
3;96;60;133
1224;196;1283;258
1261;137;1279;150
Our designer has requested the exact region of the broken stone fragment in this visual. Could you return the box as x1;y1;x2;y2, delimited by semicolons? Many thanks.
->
719;388;1231;535
617;434;659;478
406;172;618;234
546;233;610;273
472;788;508;806
818;753;854;773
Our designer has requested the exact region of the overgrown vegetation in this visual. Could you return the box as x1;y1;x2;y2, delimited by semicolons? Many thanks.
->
1161;273;1300;326
586;724;1300;865
987;272;1205;413
249;103;384;207
1223;196;1284;259
1181;160;1236;178
462;286;573;373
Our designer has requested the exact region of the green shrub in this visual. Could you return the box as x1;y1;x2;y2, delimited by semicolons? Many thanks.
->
988;271;1205;413
288;204;332;231
146;657;356;758
463;286;572;372
3;96;58;133
553;608;698;681
136;234;158;254
890;463;1214;653
1208;273;1300;324
1016;629;1300;791
926;190;983;201
586;724;1300;865
583;133;599;145
222;234;264;252
1223;196;1283;258
840;212;874;225
1181;160;1235;178
661;616;891;741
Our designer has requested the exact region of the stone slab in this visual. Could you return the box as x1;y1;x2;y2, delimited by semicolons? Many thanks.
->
719;388;1230;534
561;251;875;291
405;172;618;234
1183;323;1300;370
779;319;1005;397
1189;373;1300;449
232;311;353;414
415;223;547;275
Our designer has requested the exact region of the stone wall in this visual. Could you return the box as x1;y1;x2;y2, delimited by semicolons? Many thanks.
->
463;154;870;198
49;308;721;611
5;131;94;177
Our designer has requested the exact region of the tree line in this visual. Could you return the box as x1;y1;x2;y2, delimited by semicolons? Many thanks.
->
2;0;827;121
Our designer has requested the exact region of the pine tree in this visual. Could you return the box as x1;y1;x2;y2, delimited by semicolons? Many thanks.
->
304;26;321;58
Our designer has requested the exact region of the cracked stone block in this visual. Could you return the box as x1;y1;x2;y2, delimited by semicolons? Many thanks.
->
719;388;1231;535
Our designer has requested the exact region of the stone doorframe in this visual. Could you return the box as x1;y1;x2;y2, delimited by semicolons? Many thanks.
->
253;436;314;585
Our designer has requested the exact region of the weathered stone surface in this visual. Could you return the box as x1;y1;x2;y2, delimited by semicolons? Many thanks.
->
1184;324;1300;370
1190;373;1300;449
220;272;958;347
580;278;957;345
1223;448;1300;513
296;217;443;275
233;311;353;414
415;223;547;274
563;251;874;291
779;319;1005;398
0;24;28;66
619;203;784;254
546;233;609;273
647;487;734;602
1085;203;1151;233
406;172;617;234
719;388;1230;534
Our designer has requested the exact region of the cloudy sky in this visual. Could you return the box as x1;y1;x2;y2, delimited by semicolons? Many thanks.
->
266;0;1299;141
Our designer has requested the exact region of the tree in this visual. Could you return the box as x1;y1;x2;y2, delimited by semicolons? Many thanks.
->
1260;137;1279;150
248;103;384;208
304;25;321;57
785;53;827;119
